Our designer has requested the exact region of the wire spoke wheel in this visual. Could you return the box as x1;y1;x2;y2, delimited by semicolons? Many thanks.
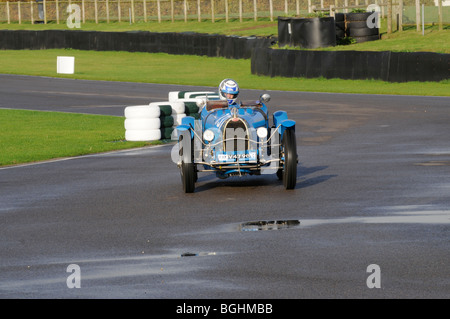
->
179;132;195;193
282;129;297;190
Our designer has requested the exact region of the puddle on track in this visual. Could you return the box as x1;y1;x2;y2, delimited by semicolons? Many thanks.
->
181;252;217;257
415;160;450;166
239;220;301;232
229;207;449;233
299;211;450;228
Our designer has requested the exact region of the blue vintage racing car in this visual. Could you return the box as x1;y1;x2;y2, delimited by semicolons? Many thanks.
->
175;79;297;193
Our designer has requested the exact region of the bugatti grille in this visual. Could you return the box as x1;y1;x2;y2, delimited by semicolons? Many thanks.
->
223;118;249;153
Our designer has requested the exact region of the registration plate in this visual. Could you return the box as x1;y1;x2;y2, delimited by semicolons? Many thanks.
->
218;152;256;161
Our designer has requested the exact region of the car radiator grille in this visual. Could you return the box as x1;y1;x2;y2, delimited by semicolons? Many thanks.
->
223;118;250;153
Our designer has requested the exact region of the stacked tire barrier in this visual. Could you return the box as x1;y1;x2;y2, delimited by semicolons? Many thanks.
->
168;90;218;103
335;13;346;42
278;16;336;49
251;48;450;82
124;105;163;141
0;30;276;60
153;101;185;140
335;12;380;43
124;91;219;142
346;12;380;43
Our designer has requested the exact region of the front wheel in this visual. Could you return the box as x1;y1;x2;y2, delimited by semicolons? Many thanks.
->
179;132;195;193
181;161;195;193
282;129;297;190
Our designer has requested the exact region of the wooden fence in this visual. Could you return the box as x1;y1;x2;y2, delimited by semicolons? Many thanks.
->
0;0;377;24
0;0;446;32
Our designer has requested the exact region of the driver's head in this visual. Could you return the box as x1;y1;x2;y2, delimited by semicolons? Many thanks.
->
219;79;239;106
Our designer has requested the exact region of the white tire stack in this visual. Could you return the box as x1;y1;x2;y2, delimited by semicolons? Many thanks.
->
123;92;220;141
149;101;185;140
168;91;217;102
167;90;220;140
169;90;219;115
124;105;161;141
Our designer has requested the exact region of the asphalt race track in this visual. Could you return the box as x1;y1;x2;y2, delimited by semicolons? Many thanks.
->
1;74;449;299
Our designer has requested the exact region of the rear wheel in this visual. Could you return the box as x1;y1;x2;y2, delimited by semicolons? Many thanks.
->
282;129;297;190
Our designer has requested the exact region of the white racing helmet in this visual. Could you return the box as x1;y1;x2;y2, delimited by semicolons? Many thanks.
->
218;79;239;105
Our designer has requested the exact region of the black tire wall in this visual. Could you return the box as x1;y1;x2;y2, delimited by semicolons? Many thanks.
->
0;30;276;60
2;30;448;82
335;12;380;43
252;48;449;82
278;17;336;49
346;12;380;43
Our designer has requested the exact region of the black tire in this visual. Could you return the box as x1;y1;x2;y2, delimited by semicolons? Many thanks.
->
179;133;195;193
346;20;370;29
184;102;200;114
181;161;195;193
160;116;174;128
335;21;345;31
281;129;297;190
160;127;174;140
335;29;345;38
335;13;345;22
347;27;379;37
345;12;372;22
353;34;380;43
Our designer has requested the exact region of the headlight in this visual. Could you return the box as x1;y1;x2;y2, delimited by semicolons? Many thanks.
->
256;127;268;139
203;129;215;142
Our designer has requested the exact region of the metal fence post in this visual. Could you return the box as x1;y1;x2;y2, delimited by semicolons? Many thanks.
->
30;0;34;24
225;0;228;23
43;0;46;24
415;0;420;32
269;0;273;21
7;1;10;24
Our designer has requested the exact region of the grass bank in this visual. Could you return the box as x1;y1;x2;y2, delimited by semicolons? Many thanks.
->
0;109;156;166
318;27;450;54
0;19;280;37
0;49;448;96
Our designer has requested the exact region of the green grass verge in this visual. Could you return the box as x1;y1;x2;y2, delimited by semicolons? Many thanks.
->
278;25;450;54
0;19;280;37
0;49;448;96
0;109;158;166
316;28;449;54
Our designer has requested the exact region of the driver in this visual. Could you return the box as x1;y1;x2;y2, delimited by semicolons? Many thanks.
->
218;79;239;107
